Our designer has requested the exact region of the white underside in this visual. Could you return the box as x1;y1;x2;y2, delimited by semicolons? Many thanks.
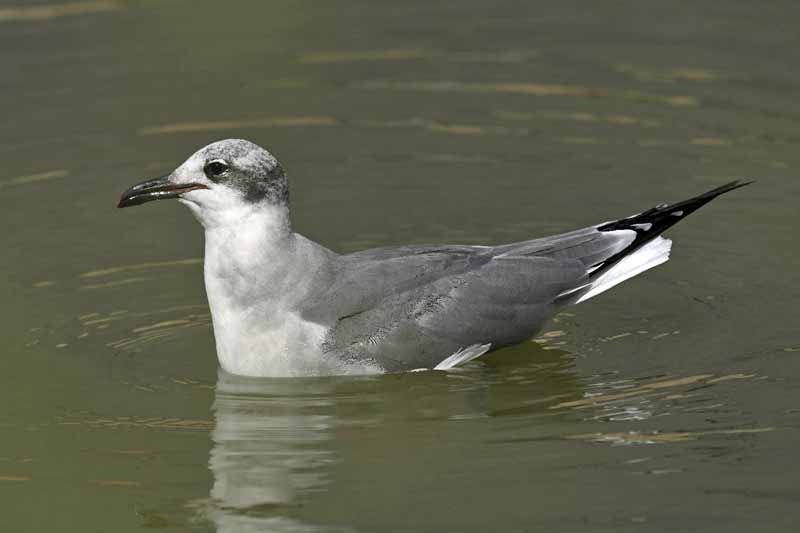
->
573;236;672;304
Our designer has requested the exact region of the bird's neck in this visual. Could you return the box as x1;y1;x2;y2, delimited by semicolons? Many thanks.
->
201;205;335;375
203;204;295;302
202;203;334;312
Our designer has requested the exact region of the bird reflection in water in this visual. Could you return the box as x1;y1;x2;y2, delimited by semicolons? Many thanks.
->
205;371;340;532
199;343;579;532
193;339;761;531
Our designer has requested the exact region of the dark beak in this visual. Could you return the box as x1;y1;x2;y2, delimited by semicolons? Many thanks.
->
117;176;208;208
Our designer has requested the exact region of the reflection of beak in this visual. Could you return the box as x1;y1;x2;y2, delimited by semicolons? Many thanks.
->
117;175;209;208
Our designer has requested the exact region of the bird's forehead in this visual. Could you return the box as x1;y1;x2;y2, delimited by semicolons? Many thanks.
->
195;139;277;169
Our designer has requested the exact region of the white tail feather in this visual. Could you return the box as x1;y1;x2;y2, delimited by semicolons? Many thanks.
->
574;237;672;304
434;343;492;370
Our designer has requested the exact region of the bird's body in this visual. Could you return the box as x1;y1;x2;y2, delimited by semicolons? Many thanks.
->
118;139;749;377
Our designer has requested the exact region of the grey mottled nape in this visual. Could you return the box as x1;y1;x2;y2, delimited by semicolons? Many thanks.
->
199;139;289;205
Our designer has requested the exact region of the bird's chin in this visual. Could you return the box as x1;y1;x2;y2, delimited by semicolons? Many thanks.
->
178;195;218;228
178;185;212;205
178;196;201;208
178;195;205;216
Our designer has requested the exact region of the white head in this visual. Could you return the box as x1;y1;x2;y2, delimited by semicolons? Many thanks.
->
118;139;290;229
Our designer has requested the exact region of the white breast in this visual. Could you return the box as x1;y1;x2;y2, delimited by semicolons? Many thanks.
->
209;300;329;376
200;207;379;376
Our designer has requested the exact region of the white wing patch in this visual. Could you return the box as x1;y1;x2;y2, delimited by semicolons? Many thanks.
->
434;343;492;370
573;237;672;303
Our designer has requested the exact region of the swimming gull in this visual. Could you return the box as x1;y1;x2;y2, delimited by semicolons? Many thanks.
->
118;139;749;376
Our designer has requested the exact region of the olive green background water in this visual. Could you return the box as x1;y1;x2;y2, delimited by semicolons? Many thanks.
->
1;1;799;531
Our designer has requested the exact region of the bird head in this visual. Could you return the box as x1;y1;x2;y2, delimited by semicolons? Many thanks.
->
118;139;289;227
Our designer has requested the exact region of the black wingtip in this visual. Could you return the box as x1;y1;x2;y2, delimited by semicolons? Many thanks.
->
590;179;751;278
701;179;754;198
599;179;752;234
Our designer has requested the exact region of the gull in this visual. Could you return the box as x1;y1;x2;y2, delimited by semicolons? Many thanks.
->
118;139;749;377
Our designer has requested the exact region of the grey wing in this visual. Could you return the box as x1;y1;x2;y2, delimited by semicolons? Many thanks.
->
308;226;634;371
491;224;633;266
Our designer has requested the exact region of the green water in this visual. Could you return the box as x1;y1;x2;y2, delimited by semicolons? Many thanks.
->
1;1;799;531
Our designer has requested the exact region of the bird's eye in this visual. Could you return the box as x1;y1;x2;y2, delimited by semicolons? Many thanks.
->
204;160;230;179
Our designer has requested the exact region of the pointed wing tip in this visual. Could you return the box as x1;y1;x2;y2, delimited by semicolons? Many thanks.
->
731;178;756;189
708;179;755;197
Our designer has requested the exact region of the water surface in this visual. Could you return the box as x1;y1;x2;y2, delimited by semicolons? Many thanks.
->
1;1;799;531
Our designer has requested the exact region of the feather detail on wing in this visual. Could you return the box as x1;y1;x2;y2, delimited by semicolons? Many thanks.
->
309;181;750;371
